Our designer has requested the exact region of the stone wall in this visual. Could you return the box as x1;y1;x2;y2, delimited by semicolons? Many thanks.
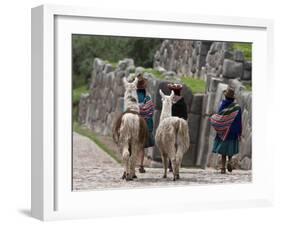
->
154;40;252;82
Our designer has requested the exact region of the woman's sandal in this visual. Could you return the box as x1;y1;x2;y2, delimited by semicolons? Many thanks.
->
220;168;226;174
227;162;233;172
139;165;146;173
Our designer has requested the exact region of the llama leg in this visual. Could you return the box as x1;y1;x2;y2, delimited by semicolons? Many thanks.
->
122;144;130;180
166;143;177;181
126;156;133;181
161;154;168;178
175;151;184;180
129;148;138;179
171;156;177;181
168;152;177;181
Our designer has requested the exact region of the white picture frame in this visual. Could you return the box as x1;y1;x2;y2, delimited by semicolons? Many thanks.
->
31;4;274;221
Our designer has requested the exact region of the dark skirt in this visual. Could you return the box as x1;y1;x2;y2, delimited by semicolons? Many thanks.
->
144;131;154;148
212;137;239;156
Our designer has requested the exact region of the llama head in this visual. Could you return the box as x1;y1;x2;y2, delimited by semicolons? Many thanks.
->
159;89;174;121
159;89;174;108
123;77;139;110
123;76;138;92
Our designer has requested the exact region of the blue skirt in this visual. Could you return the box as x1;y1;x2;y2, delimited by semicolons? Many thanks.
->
212;137;239;156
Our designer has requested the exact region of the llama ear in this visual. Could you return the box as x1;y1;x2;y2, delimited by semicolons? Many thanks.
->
123;77;128;87
170;90;175;99
159;89;165;98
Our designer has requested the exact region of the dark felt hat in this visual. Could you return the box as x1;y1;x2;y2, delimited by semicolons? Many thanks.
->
136;73;148;89
167;83;183;96
223;86;235;99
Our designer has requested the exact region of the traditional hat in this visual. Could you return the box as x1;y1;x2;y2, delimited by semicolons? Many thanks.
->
136;72;148;89
223;86;235;99
167;83;183;96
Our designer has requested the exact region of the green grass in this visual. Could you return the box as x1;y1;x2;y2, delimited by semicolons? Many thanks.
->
106;61;118;70
181;76;206;94
231;43;252;61
73;85;89;104
244;84;252;91
73;121;121;164
143;68;165;80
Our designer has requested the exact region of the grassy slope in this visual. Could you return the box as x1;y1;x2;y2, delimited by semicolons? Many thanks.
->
231;43;252;61
180;77;206;94
143;68;206;94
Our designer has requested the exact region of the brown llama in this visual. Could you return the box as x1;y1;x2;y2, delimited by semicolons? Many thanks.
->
112;77;148;180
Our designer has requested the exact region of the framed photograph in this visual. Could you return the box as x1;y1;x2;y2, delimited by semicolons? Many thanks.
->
31;4;274;221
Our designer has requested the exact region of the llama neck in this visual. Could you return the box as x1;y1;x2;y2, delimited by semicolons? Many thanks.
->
160;103;172;122
124;91;139;113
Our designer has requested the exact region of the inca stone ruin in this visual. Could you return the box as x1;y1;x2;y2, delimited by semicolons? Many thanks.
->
78;40;252;170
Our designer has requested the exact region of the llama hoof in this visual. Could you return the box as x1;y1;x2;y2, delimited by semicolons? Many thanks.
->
132;174;137;179
173;177;176;181
126;177;133;181
176;174;180;179
121;172;126;180
162;175;167;178
139;166;146;173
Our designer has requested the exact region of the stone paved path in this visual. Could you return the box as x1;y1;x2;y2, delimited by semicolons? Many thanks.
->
73;132;252;191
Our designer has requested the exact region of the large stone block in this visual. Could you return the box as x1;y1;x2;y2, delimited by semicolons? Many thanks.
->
190;94;204;114
199;41;212;56
116;97;124;113
93;58;105;73
115;70;126;85
233;50;244;62
213;83;228;112
244;61;252;70
208;77;223;92
201;92;216;115
188;113;201;143
222;59;243;79
207;51;224;69
223;50;233;60
103;64;113;74
209;42;221;54
196;54;207;69
196;116;211;167
182;143;197;166
240;156;252;170
118;58;134;71
242;70;252;80
78;93;90;124
105;91;113;113
238;91;251;112
151;146;162;162
240;130;252;159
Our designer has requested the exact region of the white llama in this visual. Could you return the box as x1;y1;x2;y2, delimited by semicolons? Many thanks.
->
112;77;148;180
155;89;190;181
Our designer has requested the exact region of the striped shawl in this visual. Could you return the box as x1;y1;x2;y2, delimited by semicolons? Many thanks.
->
139;96;154;119
209;102;240;141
